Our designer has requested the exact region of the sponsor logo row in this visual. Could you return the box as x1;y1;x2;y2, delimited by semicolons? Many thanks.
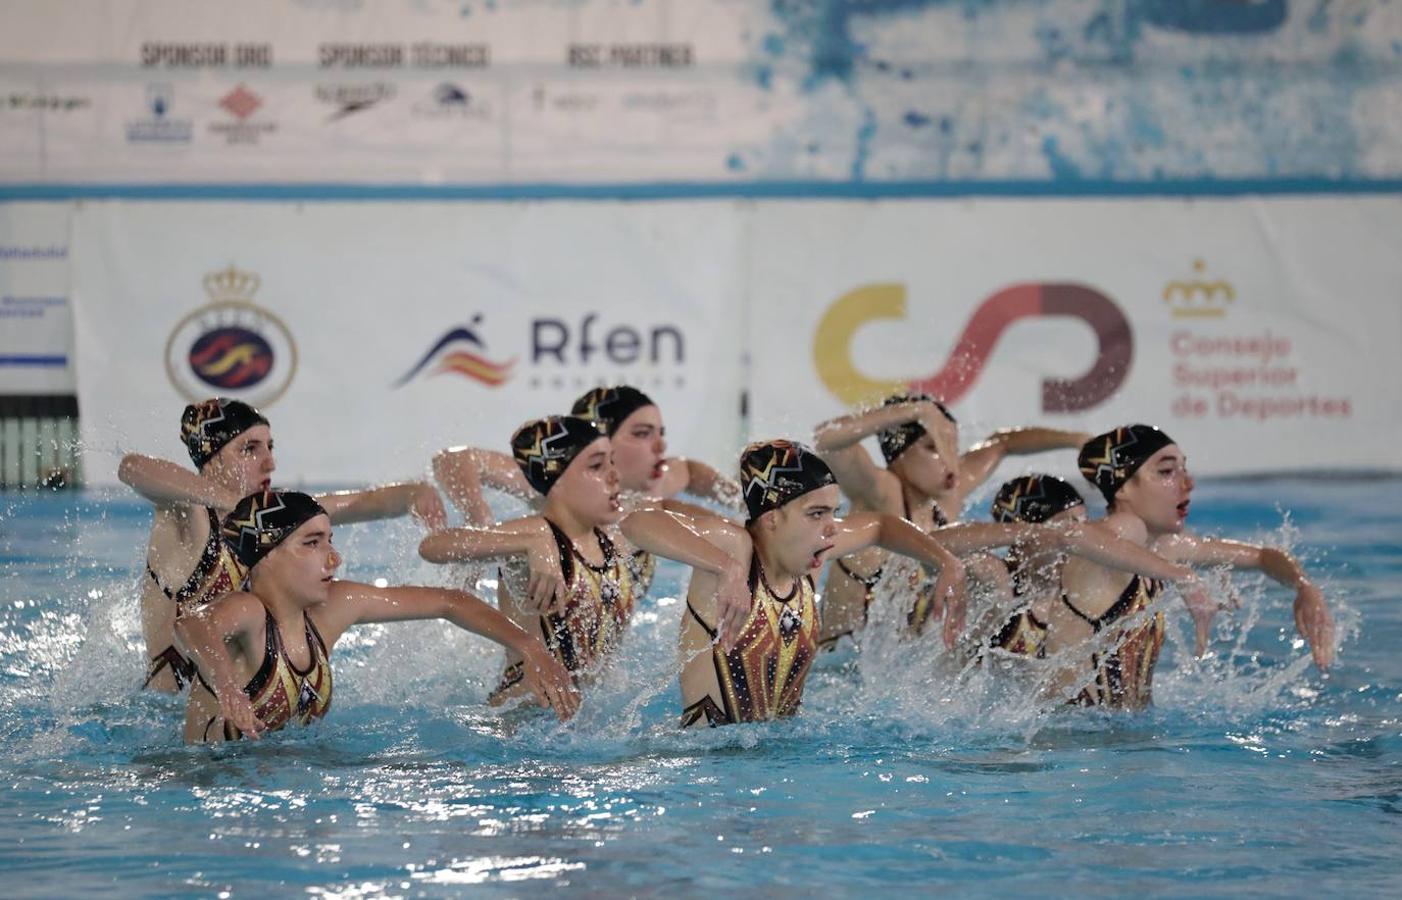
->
125;81;491;145
136;42;693;70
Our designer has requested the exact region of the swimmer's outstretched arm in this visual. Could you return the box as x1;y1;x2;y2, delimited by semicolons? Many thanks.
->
315;481;446;531
814;399;958;511
957;427;1091;496
835;512;969;647
117;453;242;511
1156;534;1335;670
619;509;752;649
174;592;268;740
419;519;566;613
317;581;579;719
432;446;537;525
655;458;744;511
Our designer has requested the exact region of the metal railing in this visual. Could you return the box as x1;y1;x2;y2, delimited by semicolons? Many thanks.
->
0;395;80;489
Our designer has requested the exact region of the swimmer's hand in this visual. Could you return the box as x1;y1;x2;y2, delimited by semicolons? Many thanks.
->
410;483;448;532
219;688;266;740
1293;583;1335;670
714;558;752;651
936;559;967;649
1179;576;1219;658
525;538;567;616
521;642;580;720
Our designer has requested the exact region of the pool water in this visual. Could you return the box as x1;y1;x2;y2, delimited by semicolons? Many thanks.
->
1;479;1399;896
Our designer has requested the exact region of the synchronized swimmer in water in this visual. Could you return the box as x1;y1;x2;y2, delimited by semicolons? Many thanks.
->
124;387;1336;743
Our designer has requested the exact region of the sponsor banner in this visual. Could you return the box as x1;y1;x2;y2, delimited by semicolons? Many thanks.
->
747;197;1402;478
0;202;74;394
70;201;745;487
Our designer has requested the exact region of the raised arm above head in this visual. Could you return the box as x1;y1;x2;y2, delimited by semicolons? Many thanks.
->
814;398;952;512
958;426;1092;495
119;453;243;511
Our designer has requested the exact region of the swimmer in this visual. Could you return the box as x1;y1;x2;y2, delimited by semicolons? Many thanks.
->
433;385;741;526
813;394;1090;646
1042;425;1336;710
120;398;447;692
617;440;968;727
983;474;1089;658
419;415;646;706
176;490;577;743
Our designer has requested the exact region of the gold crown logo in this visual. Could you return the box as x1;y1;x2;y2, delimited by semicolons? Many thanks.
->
203;264;261;303
1164;259;1234;318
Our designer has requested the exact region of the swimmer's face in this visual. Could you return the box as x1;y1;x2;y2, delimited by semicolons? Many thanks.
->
762;485;841;577
1116;444;1194;536
552;437;623;525
256;514;341;604
204;424;276;494
610;405;667;493
890;433;958;497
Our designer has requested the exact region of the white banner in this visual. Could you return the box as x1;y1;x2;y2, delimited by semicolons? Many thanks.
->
71;201;745;487
747;196;1402;479
0;202;74;394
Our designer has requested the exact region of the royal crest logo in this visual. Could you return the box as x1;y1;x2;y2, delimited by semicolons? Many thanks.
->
164;265;298;407
1164;259;1234;318
395;313;515;387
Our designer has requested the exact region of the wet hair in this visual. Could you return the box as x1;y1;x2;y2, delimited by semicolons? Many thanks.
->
738;439;836;523
222;489;328;571
510;415;606;495
991;474;1085;524
570;385;656;437
180;398;268;469
877;393;956;464
1078;424;1175;504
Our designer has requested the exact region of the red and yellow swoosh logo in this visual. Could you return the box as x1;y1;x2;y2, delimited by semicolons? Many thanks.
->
433;350;514;386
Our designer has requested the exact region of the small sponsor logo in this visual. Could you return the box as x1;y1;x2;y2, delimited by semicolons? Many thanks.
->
209;85;277;144
165;265;297;407
315;82;396;121
5;93;92;112
412;83;491;119
126;84;193;144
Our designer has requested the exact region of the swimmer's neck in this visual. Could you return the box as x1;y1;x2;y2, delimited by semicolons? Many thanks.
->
539;497;601;542
750;535;800;593
246;576;320;623
1103;507;1160;543
898;481;946;527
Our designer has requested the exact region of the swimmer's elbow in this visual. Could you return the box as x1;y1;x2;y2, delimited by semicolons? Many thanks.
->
117;453;149;487
418;534;449;564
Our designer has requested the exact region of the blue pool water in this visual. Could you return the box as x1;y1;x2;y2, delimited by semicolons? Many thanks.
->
1;480;1399;896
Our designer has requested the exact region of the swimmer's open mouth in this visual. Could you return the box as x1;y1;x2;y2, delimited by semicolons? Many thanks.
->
812;544;835;567
651;462;666;479
609;492;622;511
259;478;271;489
944;473;957;490
1177;501;1190;518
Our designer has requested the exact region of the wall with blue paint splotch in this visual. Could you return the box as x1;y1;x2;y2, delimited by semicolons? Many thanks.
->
738;0;1402;184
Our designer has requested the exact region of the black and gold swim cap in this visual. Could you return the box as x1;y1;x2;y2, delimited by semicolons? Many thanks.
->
511;415;606;496
1078;424;1175;504
222;489;328;570
571;385;655;437
991;474;1085;524
739;439;836;522
877;393;956;464
181;398;269;469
